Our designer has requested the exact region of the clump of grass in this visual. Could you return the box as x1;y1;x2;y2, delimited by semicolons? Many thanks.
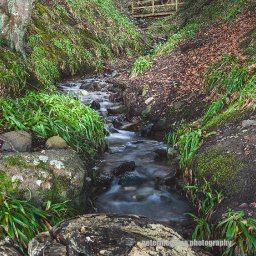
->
131;56;153;76
0;92;106;156
217;210;256;256
186;180;223;240
0;194;71;254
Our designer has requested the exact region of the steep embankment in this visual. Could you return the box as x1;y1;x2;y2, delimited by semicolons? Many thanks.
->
0;0;142;96
111;1;256;254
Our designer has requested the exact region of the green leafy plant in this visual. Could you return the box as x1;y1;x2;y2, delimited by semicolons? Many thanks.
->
0;195;71;254
217;210;256;256
0;92;106;156
185;180;223;240
131;56;153;76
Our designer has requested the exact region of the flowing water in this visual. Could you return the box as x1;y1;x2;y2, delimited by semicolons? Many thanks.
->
59;74;192;231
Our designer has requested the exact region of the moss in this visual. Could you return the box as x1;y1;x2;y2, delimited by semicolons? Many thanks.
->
2;155;30;169
0;170;17;195
0;0;142;95
195;147;243;196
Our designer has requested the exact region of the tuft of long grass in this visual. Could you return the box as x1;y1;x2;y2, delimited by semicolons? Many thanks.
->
0;92;106;156
0;194;71;254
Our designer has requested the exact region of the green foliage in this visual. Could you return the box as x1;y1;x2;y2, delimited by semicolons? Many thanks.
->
217;210;256;256
0;0;142;95
0;92;105;155
131;57;153;76
0;195;71;254
185;180;223;240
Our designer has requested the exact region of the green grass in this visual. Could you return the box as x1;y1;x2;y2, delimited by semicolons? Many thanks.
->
168;54;255;169
0;0;142;95
0;195;72;254
0;92;106;156
131;56;153;76
217;210;256;256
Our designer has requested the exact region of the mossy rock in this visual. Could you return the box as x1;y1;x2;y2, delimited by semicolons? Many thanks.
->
0;149;87;208
194;147;243;196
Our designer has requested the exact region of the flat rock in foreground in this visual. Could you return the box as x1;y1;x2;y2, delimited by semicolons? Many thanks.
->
28;214;201;256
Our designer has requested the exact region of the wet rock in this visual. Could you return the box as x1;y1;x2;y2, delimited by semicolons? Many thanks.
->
154;146;167;161
0;131;32;152
46;136;68;149
141;123;154;137
28;214;199;256
0;149;86;206
90;100;101;110
98;81;108;89
241;119;256;128
113;161;136;176
120;122;139;131
107;105;126;115
0;240;22;256
96;172;113;188
119;172;145;186
78;89;89;96
163;172;177;186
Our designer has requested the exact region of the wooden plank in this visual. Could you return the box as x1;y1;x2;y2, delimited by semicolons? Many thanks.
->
132;2;184;10
133;11;175;17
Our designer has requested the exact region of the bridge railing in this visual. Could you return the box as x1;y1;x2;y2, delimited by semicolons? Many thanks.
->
131;0;184;17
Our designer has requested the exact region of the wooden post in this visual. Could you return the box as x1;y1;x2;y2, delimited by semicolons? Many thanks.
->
152;0;155;15
175;0;178;11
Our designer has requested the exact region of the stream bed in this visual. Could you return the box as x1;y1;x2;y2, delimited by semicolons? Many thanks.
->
59;74;192;233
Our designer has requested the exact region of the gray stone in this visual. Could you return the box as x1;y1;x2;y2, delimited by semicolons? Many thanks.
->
0;131;32;152
46;136;68;149
0;240;22;256
145;96;154;105
113;161;136;176
241;119;256;128
28;214;199;256
0;149;86;205
0;0;34;53
90;100;101;110
107;105;126;115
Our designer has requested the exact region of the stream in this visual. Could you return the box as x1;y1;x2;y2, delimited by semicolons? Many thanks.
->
58;74;192;234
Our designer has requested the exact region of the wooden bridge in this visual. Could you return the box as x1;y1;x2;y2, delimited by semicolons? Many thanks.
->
131;0;184;18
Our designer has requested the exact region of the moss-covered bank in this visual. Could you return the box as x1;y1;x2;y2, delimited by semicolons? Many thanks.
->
0;0;142;95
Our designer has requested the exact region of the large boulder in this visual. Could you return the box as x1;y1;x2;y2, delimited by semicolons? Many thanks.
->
0;131;32;152
0;149;86;206
0;241;22;256
28;214;200;256
0;0;34;53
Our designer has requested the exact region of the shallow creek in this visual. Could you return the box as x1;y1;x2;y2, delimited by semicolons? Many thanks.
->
59;74;192;232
